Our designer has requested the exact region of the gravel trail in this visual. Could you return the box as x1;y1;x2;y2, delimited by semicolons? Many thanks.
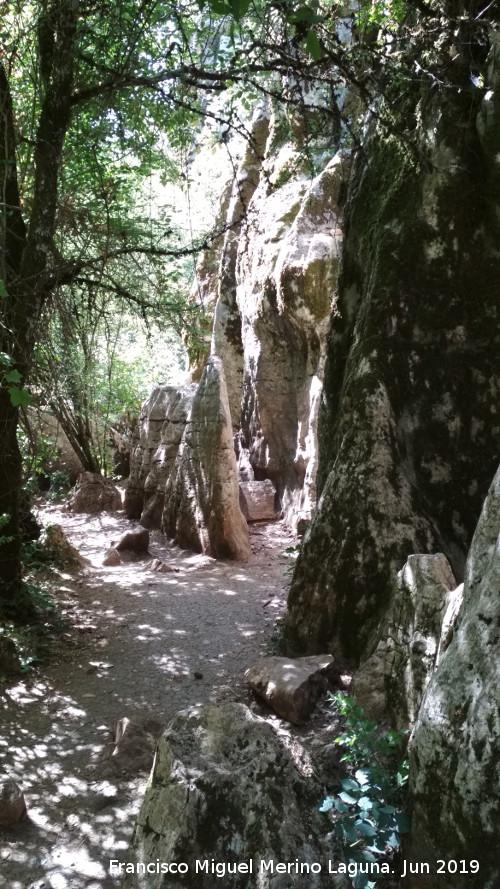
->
0;507;296;889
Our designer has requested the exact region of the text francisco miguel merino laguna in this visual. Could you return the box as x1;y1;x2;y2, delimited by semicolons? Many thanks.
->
109;859;399;878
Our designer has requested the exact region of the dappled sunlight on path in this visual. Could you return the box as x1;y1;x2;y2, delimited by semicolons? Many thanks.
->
1;508;295;889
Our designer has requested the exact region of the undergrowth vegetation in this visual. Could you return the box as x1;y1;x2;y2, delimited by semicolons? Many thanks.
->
321;692;409;889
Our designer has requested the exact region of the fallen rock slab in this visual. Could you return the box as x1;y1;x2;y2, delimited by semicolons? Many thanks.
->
123;703;344;889
245;655;341;724
115;526;149;553
239;480;279;522
0;779;27;825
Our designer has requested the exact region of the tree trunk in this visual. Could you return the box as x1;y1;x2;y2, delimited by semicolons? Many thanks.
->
0;388;22;600
0;1;78;613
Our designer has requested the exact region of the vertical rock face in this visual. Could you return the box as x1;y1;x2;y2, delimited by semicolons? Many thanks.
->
124;384;197;525
405;465;500;889
163;357;250;560
384;554;458;730
211;113;347;527
127;106;346;541
284;28;500;663
126;359;250;560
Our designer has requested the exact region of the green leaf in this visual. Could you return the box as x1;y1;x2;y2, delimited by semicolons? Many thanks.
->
0;279;8;298
386;831;401;849
8;385;32;407
287;5;323;24
354;768;371;786
5;369;22;383
230;0;250;18
341;778;360;792
336;820;359;844
305;29;322;60
334;799;349;813
354;819;377;837
318;796;335;812
207;0;230;13
339;791;358;805
358;795;374;810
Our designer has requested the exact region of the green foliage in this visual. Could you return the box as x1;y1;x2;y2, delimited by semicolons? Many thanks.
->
355;0;407;34
0;349;32;408
0;582;63;681
22;530;77;573
320;693;409;888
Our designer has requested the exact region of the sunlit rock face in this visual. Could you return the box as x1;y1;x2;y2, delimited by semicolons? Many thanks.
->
125;384;197;527
128;105;345;540
284;27;500;663
211;106;347;530
125;358;249;560
405;464;500;889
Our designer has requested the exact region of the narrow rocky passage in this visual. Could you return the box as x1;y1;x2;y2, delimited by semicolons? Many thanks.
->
0;508;296;889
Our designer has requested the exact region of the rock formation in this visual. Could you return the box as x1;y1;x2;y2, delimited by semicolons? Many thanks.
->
123;703;344;889
284;27;500;664
126;357;250;560
125;383;197;526
126;106;346;545
404;464;500;889
70;472;122;514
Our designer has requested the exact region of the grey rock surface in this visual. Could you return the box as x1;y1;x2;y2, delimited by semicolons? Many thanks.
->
125;360;249;559
239;480;278;522
385;554;457;729
162;356;250;560
115;527;150;554
284;36;500;662
405;464;500;888
123;703;342;889
124;384;197;525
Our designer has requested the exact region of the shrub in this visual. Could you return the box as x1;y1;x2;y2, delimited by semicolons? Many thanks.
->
320;692;409;889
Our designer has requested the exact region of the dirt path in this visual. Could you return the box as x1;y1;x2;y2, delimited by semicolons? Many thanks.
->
0;507;297;889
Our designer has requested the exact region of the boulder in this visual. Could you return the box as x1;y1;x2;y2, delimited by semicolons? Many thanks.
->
115;526;149;554
0;779;27;825
124;361;250;560
40;523;85;568
245;655;341;724
70;472;122;514
239;480;278;522
406;465;500;888
123;703;344;888
110;717;163;775
102;548;121;567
